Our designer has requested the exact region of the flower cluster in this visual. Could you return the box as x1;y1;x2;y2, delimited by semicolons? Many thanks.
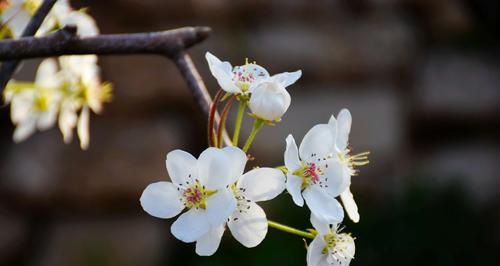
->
1;0;111;149
141;52;369;265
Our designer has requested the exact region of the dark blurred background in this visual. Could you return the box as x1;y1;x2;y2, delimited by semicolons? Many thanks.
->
1;0;499;265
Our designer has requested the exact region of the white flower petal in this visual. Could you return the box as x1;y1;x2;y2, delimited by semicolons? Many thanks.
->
10;91;34;123
310;213;330;236
13;117;36;142
270;70;302;88
58;102;78;143
322;159;350;197
36;104;58;130
205;189;237;227
205;52;240;93
222;146;247;183
61;11;99;37
286;174;304;207
195;225;225;256
228;201;267;248
340;188;359;223
140;181;184;219
198;147;246;189
285;134;301;173
336;109;352;151
299;124;336;163
77;106;90;150
166;149;198;186
328;114;336;128
35;59;60;88
303;186;344;224
171;208;210;243
248;81;290;121
237;167;285;202
307;235;328;266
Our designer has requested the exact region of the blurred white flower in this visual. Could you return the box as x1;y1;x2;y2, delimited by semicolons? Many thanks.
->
205;52;301;95
328;109;369;223
1;0;41;38
248;81;291;121
140;147;246;244
196;167;285;256
307;214;355;266
6;59;61;142
284;123;349;224
51;54;110;150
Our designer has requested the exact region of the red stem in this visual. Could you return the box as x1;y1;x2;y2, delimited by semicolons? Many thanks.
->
208;89;224;147
217;95;236;148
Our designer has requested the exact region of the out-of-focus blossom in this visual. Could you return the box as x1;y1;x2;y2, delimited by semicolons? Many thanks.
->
5;59;61;142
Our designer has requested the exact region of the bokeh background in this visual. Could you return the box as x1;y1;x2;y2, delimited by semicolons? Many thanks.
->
1;0;499;265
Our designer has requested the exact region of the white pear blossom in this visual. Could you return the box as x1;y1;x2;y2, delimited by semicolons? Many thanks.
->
284;123;349;224
6;59;61;142
195;167;286;256
248;81;291;122
328;109;369;223
205;52;301;95
307;214;355;266
140;147;247;245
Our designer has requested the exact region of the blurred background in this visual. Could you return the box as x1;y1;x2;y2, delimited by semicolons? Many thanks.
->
1;0;499;265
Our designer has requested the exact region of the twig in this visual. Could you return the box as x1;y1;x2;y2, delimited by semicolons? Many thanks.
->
0;0;57;91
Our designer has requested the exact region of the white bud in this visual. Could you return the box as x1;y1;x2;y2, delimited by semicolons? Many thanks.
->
249;81;291;121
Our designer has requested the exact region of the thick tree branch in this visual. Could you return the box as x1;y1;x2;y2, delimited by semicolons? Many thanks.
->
0;0;231;146
0;26;211;60
0;0;57;91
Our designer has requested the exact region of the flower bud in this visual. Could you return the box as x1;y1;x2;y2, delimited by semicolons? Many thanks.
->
249;81;291;121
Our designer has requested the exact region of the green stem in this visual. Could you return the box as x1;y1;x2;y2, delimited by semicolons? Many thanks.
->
267;220;315;239
232;100;246;146
242;119;263;153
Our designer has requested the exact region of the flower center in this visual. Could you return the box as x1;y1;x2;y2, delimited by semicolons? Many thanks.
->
182;181;216;210
293;162;323;190
230;184;252;217
232;58;267;93
322;230;355;261
33;93;49;112
337;150;370;175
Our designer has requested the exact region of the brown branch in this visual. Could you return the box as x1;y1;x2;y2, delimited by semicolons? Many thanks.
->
0;26;211;60
0;13;232;145
0;0;57;91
